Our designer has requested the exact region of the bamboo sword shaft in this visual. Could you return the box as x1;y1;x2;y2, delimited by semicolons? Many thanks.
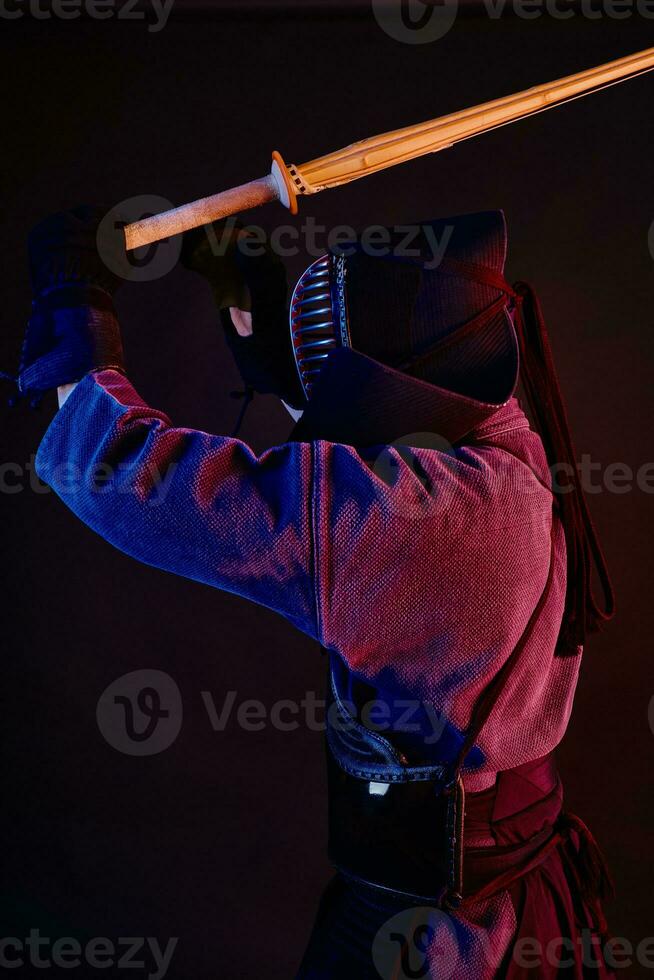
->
124;45;654;252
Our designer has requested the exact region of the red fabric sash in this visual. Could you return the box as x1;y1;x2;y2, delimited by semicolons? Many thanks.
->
461;753;614;942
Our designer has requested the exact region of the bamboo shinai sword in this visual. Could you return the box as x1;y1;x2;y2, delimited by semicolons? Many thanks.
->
124;45;654;252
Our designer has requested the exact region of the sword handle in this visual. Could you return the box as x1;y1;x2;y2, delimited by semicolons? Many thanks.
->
123;151;299;251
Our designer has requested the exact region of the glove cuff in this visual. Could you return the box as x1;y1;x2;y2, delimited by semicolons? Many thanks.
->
19;289;125;397
37;282;117;316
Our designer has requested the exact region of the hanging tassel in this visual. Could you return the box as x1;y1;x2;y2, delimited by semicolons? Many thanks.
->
558;811;615;940
512;282;615;653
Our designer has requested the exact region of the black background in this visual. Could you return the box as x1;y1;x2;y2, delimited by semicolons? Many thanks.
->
1;3;653;977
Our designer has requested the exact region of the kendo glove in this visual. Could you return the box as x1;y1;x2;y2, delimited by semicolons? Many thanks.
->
181;220;306;410
17;205;128;399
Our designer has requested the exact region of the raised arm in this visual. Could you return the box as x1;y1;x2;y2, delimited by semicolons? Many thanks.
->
36;369;319;638
17;206;319;638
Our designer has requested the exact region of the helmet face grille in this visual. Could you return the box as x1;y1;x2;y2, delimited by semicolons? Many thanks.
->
289;254;349;399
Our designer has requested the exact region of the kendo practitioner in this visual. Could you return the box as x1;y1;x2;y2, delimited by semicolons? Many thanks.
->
17;205;616;978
